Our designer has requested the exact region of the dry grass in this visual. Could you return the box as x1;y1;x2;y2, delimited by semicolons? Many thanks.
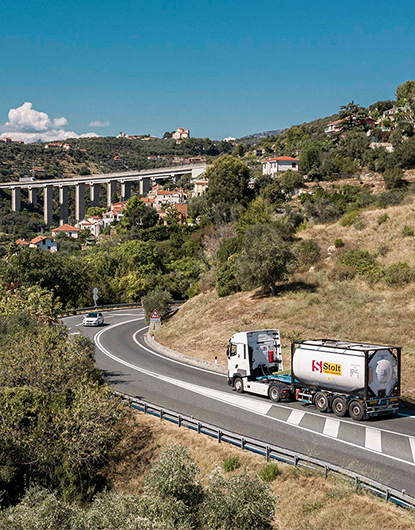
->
110;411;415;530
299;194;415;267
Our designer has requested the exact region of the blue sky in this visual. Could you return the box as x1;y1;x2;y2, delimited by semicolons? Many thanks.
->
1;0;414;140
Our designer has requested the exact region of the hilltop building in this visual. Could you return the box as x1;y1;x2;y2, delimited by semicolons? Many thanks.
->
262;156;299;175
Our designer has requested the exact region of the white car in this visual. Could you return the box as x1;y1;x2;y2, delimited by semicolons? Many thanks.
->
82;312;104;327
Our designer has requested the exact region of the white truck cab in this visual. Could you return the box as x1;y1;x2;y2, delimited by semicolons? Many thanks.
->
227;330;285;399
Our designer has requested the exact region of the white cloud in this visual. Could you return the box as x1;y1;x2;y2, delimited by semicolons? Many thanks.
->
0;102;101;143
89;120;110;127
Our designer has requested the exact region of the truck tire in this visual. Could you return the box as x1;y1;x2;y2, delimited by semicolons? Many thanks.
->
233;377;243;394
314;392;329;413
332;396;348;417
349;400;365;421
269;385;281;402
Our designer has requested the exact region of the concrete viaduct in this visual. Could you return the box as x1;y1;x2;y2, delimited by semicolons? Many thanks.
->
0;164;206;227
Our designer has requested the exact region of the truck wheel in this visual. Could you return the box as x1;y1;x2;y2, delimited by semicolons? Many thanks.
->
269;386;281;402
314;392;329;412
332;396;348;417
233;377;243;394
349;400;365;421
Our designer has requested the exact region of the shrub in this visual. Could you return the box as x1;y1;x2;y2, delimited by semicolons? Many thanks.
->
376;189;406;208
223;455;241;472
382;167;403;189
334;238;344;248
377;213;388;225
259;463;281;482
141;288;173;324
216;258;240;297
338;249;383;283
203;468;275;530
297;239;321;266
402;225;414;237
384;262;413;287
339;210;360;227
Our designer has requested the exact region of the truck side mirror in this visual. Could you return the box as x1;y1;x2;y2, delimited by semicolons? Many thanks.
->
226;344;231;358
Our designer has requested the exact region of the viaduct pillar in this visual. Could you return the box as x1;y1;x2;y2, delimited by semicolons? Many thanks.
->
121;181;131;201
90;183;100;207
75;183;85;222
139;177;151;196
28;187;38;208
44;185;53;228
11;188;21;212
107;181;117;208
59;186;69;225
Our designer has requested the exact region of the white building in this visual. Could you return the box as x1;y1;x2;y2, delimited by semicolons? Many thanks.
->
51;224;81;239
172;127;190;141
76;216;104;238
262;156;299;175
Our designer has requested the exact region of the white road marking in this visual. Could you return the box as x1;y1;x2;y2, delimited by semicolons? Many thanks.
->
287;410;305;425
365;427;382;452
323;418;340;438
70;332;80;335
409;438;415;462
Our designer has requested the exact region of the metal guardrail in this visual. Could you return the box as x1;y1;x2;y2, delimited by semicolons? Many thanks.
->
119;393;415;511
60;301;185;317
60;302;143;316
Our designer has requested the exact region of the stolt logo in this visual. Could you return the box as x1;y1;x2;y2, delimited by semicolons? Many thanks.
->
312;360;342;376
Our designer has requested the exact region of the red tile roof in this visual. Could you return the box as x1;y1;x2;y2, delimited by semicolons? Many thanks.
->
30;235;47;244
264;156;299;162
16;239;29;245
52;223;80;232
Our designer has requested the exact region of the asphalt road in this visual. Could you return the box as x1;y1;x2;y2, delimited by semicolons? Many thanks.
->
64;309;415;496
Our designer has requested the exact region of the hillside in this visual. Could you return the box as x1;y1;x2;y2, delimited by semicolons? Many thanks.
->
156;190;415;402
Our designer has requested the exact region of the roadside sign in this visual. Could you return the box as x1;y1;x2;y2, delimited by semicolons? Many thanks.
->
93;287;99;295
150;309;161;322
93;294;98;302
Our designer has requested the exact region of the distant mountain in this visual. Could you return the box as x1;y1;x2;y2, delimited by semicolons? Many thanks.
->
240;129;285;140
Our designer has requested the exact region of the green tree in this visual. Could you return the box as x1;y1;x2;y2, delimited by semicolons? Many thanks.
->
122;196;159;229
396;80;415;125
205;155;250;207
236;224;297;295
141;288;173;323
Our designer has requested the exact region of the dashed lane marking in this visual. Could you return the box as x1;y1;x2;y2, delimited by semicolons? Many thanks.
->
287;410;305;425
365;427;382;452
323;418;340;438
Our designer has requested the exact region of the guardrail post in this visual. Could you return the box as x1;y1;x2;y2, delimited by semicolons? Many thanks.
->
294;456;298;467
144;403;147;415
197;422;201;434
241;438;245;451
266;446;270;462
385;489;390;503
160;409;164;420
355;476;360;491
178;415;182;428
324;466;328;479
218;430;222;443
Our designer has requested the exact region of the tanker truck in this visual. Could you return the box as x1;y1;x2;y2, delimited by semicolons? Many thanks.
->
226;330;401;421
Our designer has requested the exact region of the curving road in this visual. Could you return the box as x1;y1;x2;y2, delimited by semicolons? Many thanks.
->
64;309;415;496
